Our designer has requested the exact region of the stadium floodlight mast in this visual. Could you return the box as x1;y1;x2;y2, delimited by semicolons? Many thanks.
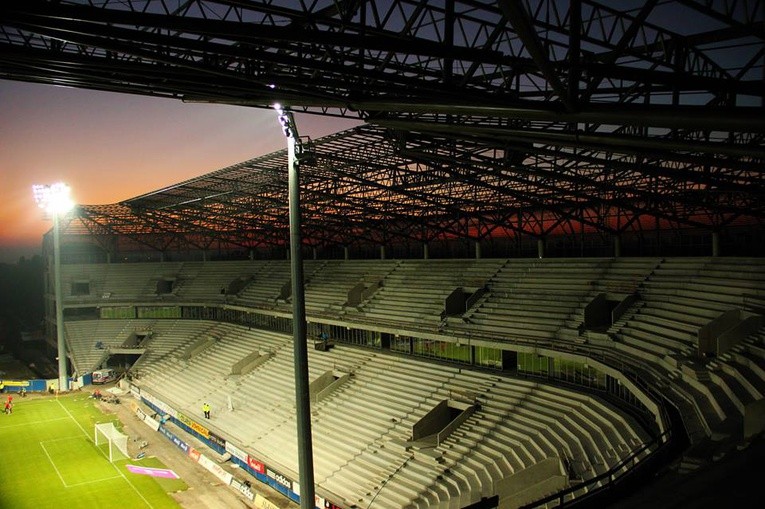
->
33;182;74;393
273;103;316;509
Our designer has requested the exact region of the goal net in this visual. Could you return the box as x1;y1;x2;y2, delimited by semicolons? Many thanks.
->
94;422;129;463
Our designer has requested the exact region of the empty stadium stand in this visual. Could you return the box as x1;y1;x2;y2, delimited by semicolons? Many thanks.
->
57;256;765;508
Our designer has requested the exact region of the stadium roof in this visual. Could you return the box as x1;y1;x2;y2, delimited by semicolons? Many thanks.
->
1;0;763;251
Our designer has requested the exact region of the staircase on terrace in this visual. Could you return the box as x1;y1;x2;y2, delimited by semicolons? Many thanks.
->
235;261;291;308
604;258;765;447
454;259;608;341
65;318;159;374
173;261;260;302
351;260;502;329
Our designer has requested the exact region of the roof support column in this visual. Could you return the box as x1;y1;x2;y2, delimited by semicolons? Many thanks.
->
286;132;316;509
712;231;720;257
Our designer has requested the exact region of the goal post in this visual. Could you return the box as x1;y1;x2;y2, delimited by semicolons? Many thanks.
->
94;422;129;463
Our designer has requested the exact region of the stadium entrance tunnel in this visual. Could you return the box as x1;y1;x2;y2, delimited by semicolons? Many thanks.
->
226;275;252;296
410;399;478;447
155;277;176;295
309;370;351;403
104;351;144;376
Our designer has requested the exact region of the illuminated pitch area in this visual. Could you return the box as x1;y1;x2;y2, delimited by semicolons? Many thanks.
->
0;393;184;509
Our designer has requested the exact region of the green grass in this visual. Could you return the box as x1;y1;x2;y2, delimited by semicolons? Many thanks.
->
133;456;188;494
0;393;184;509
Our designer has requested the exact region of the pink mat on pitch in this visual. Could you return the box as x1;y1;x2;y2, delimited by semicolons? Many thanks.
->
126;464;180;479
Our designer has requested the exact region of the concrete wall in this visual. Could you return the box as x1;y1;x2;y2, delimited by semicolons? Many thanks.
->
496;457;567;509
698;309;741;355
230;351;271;376
312;373;350;404
717;314;764;355
181;337;216;360
584;293;609;329
412;400;450;441
744;399;765;438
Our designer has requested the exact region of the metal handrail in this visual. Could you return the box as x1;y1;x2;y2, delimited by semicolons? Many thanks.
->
520;426;675;508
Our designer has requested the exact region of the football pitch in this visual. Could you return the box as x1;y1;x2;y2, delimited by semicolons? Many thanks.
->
0;393;185;509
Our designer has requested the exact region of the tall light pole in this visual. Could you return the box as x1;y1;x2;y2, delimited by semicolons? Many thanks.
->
274;104;316;509
33;182;74;392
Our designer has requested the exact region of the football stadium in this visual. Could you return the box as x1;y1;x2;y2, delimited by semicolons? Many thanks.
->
1;1;764;508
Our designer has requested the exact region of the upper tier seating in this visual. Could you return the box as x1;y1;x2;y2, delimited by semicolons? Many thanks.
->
345;259;504;328
61;257;765;460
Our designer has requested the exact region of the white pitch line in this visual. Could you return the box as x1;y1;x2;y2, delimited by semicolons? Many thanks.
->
56;399;154;509
40;435;84;443
8;398;51;403
39;441;69;488
39;437;124;488
67;475;123;488
0;416;71;429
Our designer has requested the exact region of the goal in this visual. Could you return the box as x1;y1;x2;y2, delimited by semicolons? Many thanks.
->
94;422;130;463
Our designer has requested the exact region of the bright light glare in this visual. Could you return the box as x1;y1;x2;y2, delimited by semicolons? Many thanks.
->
33;182;74;216
278;114;293;138
272;103;294;138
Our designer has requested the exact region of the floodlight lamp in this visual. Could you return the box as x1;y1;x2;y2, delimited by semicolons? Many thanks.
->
277;112;295;139
33;182;74;216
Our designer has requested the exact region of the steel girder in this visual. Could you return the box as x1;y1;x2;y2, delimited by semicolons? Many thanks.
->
1;1;762;123
1;1;763;250
61;124;764;251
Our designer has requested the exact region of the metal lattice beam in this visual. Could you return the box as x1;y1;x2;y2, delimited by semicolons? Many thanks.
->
0;0;762;251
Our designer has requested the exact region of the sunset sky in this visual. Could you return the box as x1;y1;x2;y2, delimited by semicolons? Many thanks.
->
0;79;360;263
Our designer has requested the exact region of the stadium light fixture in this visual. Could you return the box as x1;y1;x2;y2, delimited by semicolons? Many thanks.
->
33;182;74;393
273;103;297;139
33;182;74;216
272;104;316;509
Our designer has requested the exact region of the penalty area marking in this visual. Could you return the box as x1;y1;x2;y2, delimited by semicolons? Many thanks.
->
39;438;122;488
39;435;120;488
56;399;155;509
39;441;68;488
67;475;123;488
